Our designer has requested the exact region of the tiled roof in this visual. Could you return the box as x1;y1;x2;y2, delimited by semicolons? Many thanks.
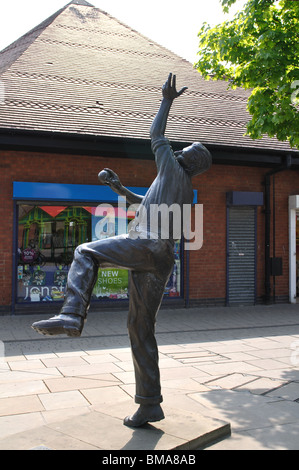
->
0;2;295;153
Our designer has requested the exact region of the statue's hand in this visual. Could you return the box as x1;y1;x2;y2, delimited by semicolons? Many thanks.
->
162;73;188;101
98;168;122;191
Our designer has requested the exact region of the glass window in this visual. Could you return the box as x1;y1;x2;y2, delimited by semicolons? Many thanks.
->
16;203;181;303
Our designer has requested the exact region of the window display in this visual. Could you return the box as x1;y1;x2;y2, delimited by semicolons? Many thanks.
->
16;204;181;303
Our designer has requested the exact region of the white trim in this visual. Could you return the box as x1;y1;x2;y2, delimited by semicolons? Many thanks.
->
289;195;299;210
289;196;299;303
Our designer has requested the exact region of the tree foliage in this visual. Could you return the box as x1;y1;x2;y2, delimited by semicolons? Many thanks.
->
195;0;299;148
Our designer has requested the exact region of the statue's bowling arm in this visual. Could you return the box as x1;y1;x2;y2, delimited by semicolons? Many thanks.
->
98;168;143;205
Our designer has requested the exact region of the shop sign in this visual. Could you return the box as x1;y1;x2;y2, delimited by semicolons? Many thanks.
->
93;268;129;299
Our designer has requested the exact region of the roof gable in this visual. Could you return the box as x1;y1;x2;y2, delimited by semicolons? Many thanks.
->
0;3;295;154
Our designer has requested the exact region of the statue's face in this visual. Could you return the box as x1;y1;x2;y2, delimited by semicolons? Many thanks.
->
174;150;188;170
174;146;200;176
175;143;212;177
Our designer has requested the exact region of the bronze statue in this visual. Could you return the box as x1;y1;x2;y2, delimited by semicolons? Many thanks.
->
32;74;212;427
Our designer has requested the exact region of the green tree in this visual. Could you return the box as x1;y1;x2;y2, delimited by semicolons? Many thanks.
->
195;0;299;148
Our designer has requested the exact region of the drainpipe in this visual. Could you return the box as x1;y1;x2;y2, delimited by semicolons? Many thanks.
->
264;154;292;304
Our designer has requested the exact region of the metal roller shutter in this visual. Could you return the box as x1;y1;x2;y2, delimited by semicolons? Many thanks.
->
227;206;256;305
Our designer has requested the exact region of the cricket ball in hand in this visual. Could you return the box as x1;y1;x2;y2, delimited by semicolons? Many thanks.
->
98;169;109;184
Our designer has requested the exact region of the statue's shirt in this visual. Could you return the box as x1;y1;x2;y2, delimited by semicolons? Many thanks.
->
129;136;193;243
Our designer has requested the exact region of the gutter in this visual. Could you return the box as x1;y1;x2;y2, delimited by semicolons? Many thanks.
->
1;128;298;167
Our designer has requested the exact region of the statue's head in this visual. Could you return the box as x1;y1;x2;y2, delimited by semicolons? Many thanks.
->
174;142;212;177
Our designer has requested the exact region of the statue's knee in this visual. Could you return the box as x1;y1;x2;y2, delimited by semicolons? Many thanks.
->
74;245;82;257
74;243;88;258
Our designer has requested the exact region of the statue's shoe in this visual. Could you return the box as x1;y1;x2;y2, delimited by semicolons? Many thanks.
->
31;314;84;337
123;404;165;427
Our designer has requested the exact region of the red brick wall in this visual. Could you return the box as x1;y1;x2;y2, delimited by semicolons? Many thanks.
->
271;170;299;299
188;164;267;303
189;164;299;304
1;150;299;308
0;158;13;307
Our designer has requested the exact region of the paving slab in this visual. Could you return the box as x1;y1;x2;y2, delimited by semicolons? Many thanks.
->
1;303;299;450
0;407;230;450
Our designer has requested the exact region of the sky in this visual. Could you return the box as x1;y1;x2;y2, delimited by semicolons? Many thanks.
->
0;0;247;63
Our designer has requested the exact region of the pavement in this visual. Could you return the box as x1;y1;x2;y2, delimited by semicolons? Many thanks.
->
1;302;299;450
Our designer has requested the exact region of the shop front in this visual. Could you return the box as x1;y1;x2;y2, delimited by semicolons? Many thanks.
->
12;182;183;310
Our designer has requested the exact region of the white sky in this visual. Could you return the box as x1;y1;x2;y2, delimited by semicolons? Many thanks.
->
0;0;247;63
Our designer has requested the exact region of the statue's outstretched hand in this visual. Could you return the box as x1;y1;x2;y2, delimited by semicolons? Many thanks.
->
162;73;188;101
98;168;122;191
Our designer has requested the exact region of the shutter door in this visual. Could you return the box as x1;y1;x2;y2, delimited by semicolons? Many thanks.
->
228;206;256;305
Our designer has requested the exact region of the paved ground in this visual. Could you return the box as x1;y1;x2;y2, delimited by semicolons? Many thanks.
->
1;303;299;450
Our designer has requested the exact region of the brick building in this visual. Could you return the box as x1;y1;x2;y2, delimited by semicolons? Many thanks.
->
0;0;298;314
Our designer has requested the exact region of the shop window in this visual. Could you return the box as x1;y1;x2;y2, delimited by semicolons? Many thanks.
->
17;204;181;303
